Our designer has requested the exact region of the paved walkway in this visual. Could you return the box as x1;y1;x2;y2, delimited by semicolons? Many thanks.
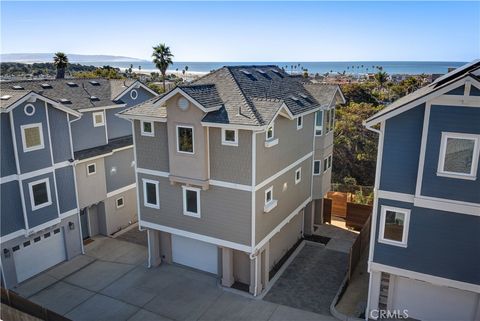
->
264;243;349;315
13;237;337;321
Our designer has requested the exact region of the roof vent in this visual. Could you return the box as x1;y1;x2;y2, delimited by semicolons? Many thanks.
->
89;80;100;86
12;85;24;90
271;69;284;78
240;69;257;81
90;96;99;101
60;98;71;104
256;69;266;74
289;95;299;102
41;83;52;89
66;82;78;87
1;95;12;100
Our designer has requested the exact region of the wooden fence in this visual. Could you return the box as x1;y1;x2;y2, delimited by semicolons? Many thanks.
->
322;198;332;224
1;287;70;321
326;191;349;218
348;215;371;281
346;202;372;230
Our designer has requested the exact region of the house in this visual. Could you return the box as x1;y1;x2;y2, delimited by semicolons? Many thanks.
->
118;65;345;295
0;78;157;288
364;61;480;320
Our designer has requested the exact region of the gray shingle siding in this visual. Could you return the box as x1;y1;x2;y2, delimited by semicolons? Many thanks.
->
71;110;107;152
48;105;72;163
106;107;131;140
55;166;77;213
134;120;169;172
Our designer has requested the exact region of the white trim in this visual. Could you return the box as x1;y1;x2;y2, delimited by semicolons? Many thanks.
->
415;104;431;196
182;186;201;218
377;190;415;203
378;205;410;248
0;229;26;243
201;122;265;131
140;220;251;253
130;89;138;100
153;87;221;113
26;218;61;236
141;120;154;137
315;110;324;136
75;145;134;164
221;128;238;146
137;167;169;178
116;196;125;208
264;138;278;148
28;177;53;211
106;183;136;198
296;115;303;130
266;122;275;141
24;103;35;116
206;127;210;179
116;113;167;123
92;111;105;127
114;80;158;101
142;178;160;209
176;125;195;154
295;167;302;184
45;102;61;220
369;262;480;294
59;209;77;219
131;120;142;235
255;152;313;191
0;174;18;184
254;197;311;252
3;92;81;117
430;95;480;107
209;180;252;192
436;132;480;180
86;163;96;176
251;132;257;249
414;196;480;216
77;103;127;113
20;123;45;152
313;160;321;175
264;186;274;206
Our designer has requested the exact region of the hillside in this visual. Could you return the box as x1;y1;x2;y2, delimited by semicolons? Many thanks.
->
1;53;145;63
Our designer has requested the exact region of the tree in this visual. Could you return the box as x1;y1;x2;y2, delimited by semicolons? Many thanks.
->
53;52;68;79
152;44;174;91
374;71;388;89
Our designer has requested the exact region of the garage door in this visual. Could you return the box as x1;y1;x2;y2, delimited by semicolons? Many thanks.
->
391;276;479;321
171;235;218;274
13;228;66;283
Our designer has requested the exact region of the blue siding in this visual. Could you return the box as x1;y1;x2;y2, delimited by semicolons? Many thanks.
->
379;104;424;194
22;173;58;228
1;181;25;236
445;85;465;96
1;114;17;177
13;100;52;173
104;148;135;193
470;85;480;96
55;166;77;213
71;111;107;152
121;86;155;108
48;106;72;163
421;105;480;203
373;198;480;285
106;107;131;140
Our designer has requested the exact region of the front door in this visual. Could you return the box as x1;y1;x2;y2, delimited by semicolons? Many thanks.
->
80;208;90;240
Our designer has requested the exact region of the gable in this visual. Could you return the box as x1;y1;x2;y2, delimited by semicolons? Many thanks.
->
445;85;465;96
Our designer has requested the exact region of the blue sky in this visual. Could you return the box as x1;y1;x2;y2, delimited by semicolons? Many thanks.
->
1;1;479;61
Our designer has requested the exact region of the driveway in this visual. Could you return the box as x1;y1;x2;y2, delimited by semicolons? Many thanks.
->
13;236;337;321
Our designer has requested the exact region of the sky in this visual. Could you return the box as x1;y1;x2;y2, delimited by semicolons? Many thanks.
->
1;1;479;62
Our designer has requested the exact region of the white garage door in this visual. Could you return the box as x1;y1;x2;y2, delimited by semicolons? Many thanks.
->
13;228;66;283
391;276;479;321
171;235;218;274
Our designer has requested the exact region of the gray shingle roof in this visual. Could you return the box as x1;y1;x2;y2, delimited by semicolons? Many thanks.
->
0;78;137;110
0;89;31;109
178;84;223;109
119;95;167;119
74;135;133;160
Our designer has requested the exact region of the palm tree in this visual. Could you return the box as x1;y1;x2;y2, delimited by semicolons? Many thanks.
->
53;52;68;79
374;71;388;89
152;43;174;91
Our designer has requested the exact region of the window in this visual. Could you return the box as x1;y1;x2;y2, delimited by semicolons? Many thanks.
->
177;126;194;154
130;89;138;100
141;121;154;137
222;128;238;146
28;178;52;211
87;163;96;176
295;167;302;184
24;104;35;116
324;155;332;172
266;123;274;140
21;123;44;152
313;160;321;175
328;155;332;169
379;206;410;247
325;108;335;134
297;116;303;130
182;186;201;217
315;111;323;136
265;122;279;147
92;111;105;127
143;179;159;209
437;132;479;180
116;197;124;208
264;186;277;213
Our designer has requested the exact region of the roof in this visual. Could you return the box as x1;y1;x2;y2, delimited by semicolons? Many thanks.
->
119;65;343;126
74;135;133;160
0;78;137;111
119;95;167;119
0;89;31;109
366;60;480;126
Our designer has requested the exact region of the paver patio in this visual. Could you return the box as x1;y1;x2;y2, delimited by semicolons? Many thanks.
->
12;236;339;321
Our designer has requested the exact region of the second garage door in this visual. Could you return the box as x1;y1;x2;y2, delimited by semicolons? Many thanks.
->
171;235;218;274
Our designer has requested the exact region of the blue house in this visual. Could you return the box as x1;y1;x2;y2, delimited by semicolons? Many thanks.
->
0;78;156;288
364;61;480;321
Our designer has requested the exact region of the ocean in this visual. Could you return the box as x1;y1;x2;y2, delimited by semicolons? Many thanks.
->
80;61;466;75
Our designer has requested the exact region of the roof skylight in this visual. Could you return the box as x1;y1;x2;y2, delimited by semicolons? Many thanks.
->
12;85;24;90
89;80;100;86
90;96;99;101
271;69;284;78
1;95;12;100
66;82;78;87
41;83;52;89
60;98;71;104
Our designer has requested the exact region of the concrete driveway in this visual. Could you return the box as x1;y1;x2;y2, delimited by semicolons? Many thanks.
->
13;236;337;321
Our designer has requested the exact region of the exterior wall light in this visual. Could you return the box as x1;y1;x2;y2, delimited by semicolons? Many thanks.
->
69;222;75;230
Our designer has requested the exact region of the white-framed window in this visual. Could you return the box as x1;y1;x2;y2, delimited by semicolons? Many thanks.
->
130;89;138;100
325;108;335;134
313;160;321;175
116;197;124;208
21;123;45;152
92;111;105;127
177;125;194;154
315;111;323;136
296;116;303;130
24;103;35;116
86;163;96;176
295;167;302;184
141;121;154;137
143;179;159;209
182;186;201;218
437;132;479;180
266;123;274;140
221;128;238;146
379;206;410;247
264;186;277;213
324;155;332;172
28;178;52;211
328;155;332;169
